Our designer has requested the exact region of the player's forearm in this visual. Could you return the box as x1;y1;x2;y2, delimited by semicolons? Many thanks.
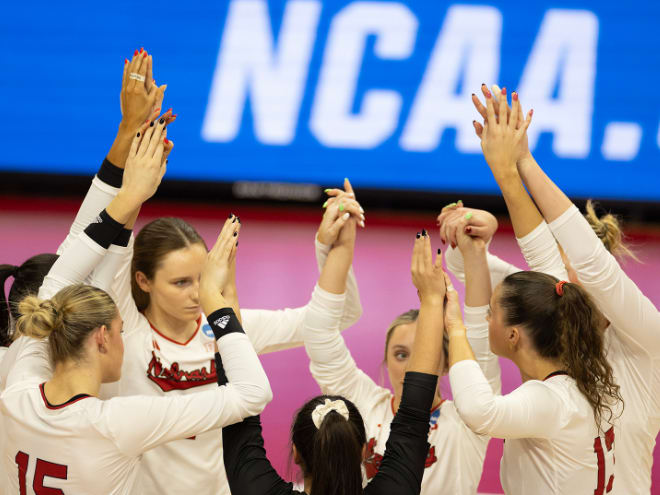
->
517;152;573;223
318;244;353;295
463;246;492;307
408;300;444;374
494;167;544;239
448;325;476;368
106;122;137;169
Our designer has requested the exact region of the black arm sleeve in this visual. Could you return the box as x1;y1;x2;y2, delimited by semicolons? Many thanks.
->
364;371;438;495
97;158;124;188
222;416;303;495
83;209;125;249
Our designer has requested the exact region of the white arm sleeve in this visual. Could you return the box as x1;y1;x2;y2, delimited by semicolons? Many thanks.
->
465;305;501;395
449;360;563;439
303;285;389;413
516;221;569;280
549;206;660;353
105;237;144;337
105;331;272;457
315;236;363;329
56;177;119;255
240;236;364;355
445;244;521;288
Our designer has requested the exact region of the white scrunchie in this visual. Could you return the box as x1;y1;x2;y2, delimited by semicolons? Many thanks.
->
311;399;350;429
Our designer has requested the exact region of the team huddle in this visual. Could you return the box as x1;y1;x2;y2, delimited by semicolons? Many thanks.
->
0;49;658;495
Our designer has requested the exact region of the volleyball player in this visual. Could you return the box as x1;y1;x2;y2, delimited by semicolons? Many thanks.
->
1;122;272;494
221;228;446;495
299;189;498;494
462;84;660;494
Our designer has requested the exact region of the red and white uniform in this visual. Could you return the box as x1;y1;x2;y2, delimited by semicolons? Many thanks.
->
0;229;272;494
447;215;659;494
302;285;498;495
47;175;363;495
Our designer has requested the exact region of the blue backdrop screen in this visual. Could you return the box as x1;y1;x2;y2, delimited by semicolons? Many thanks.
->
1;1;659;200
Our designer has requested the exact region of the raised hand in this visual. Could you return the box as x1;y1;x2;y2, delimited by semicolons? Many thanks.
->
442;272;465;336
411;231;446;305
479;87;533;181
472;85;531;166
120;48;166;133
317;178;365;246
437;202;498;247
200;217;241;312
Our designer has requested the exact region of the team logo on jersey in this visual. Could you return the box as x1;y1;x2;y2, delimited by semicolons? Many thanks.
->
364;437;437;478
202;324;215;339
429;407;441;431
213;315;231;329
146;351;217;391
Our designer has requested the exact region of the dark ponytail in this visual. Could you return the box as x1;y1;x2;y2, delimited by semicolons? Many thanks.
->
500;272;622;429
0;254;58;346
291;395;366;495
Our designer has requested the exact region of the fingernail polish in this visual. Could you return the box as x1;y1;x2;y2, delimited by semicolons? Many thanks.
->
416;232;421;238
167;107;172;114
134;49;138;56
237;217;241;224
437;248;442;255
124;59;128;65
473;120;477;124
485;89;492;99
172;114;178;119
228;212;234;218
481;83;486;87
324;188;330;193
466;226;472;233
150;121;154;127
143;52;147;59
465;212;473;220
530;109;534;116
457;199;462;204
512;92;518;101
155;107;161;113
422;229;427;236
166;159;168;164
136;132;140;137
501;87;507;96
232;217;236;223
159;118;165;125
471;93;475;97
139;47;143;53
322;200;328;208
233;232;237;237
451;243;456;249
164;138;169;144
236;241;239;247
339;204;344;211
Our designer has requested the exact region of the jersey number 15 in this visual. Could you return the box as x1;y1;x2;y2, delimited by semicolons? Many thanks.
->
15;451;68;495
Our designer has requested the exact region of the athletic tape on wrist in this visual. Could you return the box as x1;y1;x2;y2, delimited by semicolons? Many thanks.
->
206;308;244;340
97;158;124;188
84;209;125;249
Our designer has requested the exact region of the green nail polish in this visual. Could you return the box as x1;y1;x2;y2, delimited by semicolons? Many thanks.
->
465;212;473;220
445;202;457;208
339;204;344;211
457;199;462;204
322;200;328;208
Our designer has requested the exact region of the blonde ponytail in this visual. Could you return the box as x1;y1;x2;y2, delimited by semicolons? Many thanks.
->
584;200;638;261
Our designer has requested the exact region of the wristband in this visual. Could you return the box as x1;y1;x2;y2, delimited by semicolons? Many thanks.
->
97;158;124;188
84;209;125;249
112;228;132;248
206;308;244;340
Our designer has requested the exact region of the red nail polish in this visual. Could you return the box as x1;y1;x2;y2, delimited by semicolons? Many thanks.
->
143;52;147;59
501;87;507;96
134;49;138;56
512;92;518;101
139;47;143;53
172;114;178;118
530;109;534;116
451;243;456;249
124;59;128;65
466;226;472;233
164;138;169;144
485;89;492;99
155;107;161;113
167;107;173;114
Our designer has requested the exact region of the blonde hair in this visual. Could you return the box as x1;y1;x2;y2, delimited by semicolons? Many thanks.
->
15;284;117;365
584;200;638;261
384;309;449;373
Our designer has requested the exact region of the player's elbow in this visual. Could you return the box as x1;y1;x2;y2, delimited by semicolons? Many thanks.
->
241;378;273;417
454;396;498;436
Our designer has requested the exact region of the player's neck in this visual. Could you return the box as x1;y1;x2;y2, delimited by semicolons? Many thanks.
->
515;352;564;382
144;304;199;344
46;362;101;403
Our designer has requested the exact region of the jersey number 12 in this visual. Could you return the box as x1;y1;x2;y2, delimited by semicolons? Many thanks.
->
15;451;68;495
593;426;615;495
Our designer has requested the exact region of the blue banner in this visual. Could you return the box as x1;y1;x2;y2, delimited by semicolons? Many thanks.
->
1;1;659;200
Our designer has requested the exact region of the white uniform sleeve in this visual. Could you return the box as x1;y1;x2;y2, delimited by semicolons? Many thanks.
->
516;221;569;280
549;206;660;353
56;177;119;255
2;337;51;389
444;244;521;288
449;360;564;439
465;305;501;395
303;285;389;414
239;237;363;355
104;331;272;457
315;236;363;328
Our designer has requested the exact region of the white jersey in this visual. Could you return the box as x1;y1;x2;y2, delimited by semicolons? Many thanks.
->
450;360;616;494
549;206;660;494
46;174;363;495
302;285;496;495
447;215;660;494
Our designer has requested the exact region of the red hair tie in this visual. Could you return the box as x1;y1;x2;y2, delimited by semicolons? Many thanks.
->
555;280;567;296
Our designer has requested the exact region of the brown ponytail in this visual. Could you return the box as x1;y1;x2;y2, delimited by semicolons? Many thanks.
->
584;200;638;261
291;395;366;495
500;272;623;429
132;218;207;311
15;284;117;365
